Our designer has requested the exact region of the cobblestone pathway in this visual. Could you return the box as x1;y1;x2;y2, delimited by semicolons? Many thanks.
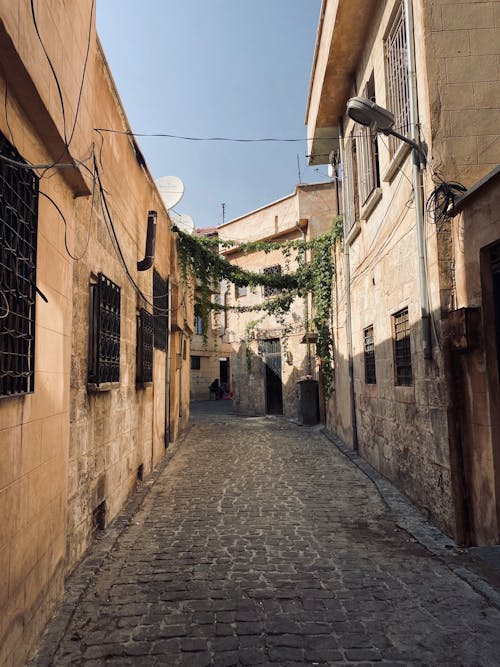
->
34;404;500;666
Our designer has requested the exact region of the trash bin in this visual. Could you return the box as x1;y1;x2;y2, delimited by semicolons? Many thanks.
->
297;379;319;425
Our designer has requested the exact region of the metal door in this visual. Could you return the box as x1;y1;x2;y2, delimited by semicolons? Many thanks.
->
261;339;283;414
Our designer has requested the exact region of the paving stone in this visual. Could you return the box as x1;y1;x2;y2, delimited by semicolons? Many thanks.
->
30;407;500;667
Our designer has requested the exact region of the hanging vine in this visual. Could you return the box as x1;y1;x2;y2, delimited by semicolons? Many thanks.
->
174;216;343;395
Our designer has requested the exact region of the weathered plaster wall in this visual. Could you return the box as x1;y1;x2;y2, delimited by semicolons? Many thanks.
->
450;172;500;544
0;1;95;663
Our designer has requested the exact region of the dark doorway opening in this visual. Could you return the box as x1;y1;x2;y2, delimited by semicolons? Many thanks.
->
262;339;283;414
220;357;229;393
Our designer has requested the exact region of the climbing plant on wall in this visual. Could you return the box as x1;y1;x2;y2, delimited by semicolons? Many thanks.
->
174;216;343;395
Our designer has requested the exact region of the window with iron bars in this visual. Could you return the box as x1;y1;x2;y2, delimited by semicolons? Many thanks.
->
263;265;282;298
190;355;201;370
88;273;121;387
136;308;153;385
344;133;359;231
385;1;410;157
357;74;380;207
0;132;39;398
153;269;168;351
364;325;376;384
393;308;412;386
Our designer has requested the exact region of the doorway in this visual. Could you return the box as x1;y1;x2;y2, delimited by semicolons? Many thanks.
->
262;339;283;414
219;357;229;393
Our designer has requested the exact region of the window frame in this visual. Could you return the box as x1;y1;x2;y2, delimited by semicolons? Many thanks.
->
88;272;121;389
0;132;39;398
384;0;411;157
190;355;201;370
393;307;412;386
263;264;282;299
363;325;376;385
136;307;153;386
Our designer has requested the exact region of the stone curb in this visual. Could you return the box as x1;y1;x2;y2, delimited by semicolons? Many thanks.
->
321;427;500;612
30;426;192;667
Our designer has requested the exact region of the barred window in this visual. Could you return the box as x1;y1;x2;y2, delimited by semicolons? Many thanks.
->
364;325;376;384
263;265;282;298
88;273;121;387
393;308;412;386
357;75;380;206
136;308;153;385
0;132;39;397
153;269;168;351
190;355;201;370
385;1;410;156
344;134;359;231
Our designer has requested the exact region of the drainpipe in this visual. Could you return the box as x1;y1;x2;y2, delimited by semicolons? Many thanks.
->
296;220;312;375
137;210;157;271
338;117;358;450
404;0;432;359
164;277;172;446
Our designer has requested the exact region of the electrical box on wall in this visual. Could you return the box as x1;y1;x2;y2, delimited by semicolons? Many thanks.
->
448;307;481;352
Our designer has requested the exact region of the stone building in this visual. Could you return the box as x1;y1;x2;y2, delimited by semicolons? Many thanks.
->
306;0;500;544
189;227;233;402
218;182;339;418
0;3;190;665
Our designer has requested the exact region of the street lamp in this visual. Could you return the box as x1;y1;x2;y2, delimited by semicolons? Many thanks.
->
346;96;426;165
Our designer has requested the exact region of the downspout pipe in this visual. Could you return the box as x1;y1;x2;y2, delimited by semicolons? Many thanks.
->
165;276;172;446
404;0;432;359
338;117;358;451
137;210;157;271
295;220;312;376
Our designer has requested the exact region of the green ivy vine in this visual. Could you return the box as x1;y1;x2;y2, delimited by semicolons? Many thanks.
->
174;215;343;396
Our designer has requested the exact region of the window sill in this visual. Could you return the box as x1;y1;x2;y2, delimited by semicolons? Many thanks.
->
87;382;120;393
382;142;411;183
346;220;361;245
360;188;382;221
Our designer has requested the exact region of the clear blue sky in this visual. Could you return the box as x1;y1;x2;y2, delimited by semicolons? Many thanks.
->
97;1;325;229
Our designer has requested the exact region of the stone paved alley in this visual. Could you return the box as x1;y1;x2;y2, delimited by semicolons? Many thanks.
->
33;403;500;666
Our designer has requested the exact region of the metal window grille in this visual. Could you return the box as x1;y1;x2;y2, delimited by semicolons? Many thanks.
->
136;308;153;385
194;315;203;335
153;269;168;351
364;325;376;384
343;135;359;230
393;308;412;386
357;76;380;206
385;1;410;156
263;265;282;298
190;355;201;370
0;133;39;397
88;273;121;386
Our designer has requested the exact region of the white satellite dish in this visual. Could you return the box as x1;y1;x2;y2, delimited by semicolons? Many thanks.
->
155;175;185;210
171;213;195;235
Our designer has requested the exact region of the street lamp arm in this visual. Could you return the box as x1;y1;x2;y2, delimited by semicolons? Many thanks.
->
381;127;427;166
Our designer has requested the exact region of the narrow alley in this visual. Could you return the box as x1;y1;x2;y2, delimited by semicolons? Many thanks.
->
32;404;500;666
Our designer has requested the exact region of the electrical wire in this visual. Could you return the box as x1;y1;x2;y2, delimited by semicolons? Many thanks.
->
0;152;93;171
30;0;68;144
66;0;95;148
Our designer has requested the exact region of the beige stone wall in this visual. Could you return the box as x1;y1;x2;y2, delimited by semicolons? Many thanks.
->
0;5;190;664
0;1;94;661
320;0;459;537
217;183;338;418
422;0;500;185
